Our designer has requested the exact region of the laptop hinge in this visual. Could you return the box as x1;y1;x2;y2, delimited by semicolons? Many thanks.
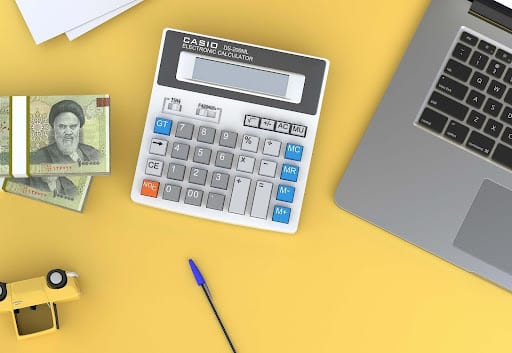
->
470;0;512;33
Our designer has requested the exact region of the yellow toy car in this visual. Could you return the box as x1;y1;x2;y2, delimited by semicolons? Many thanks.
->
0;269;80;339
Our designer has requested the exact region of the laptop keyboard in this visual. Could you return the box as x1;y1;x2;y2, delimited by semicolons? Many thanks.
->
416;27;512;171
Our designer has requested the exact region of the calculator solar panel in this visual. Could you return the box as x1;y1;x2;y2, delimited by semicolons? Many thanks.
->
131;29;329;233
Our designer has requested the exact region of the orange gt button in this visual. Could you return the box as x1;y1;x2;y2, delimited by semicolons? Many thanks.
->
141;179;160;197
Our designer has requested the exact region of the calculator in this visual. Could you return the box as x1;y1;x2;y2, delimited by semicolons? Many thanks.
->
131;29;329;233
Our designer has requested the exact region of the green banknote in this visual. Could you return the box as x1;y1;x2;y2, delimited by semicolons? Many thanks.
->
0;97;9;177
28;95;110;176
3;176;92;212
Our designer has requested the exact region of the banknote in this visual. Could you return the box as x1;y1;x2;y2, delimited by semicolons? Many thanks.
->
0;97;9;177
27;95;110;176
2;176;92;212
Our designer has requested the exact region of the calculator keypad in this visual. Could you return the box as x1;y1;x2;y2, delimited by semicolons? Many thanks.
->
163;184;181;201
236;155;255;173
215;151;234;169
167;163;185;180
241;135;259;152
171;142;190;160
206;193;225;210
197;126;216;144
259;160;277;177
175;122;194;139
149;138;168;156
193;147;212;164
141;117;304;225
184;188;203;206
219;131;238;148
262;139;281;156
211;172;230;189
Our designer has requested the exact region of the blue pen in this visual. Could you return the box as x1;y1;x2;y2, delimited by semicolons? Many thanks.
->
188;259;238;353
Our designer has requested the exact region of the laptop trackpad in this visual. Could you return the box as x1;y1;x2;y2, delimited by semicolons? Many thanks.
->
453;179;512;275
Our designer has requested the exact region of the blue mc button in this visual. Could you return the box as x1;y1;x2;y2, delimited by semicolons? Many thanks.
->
284;143;303;161
154;117;173;136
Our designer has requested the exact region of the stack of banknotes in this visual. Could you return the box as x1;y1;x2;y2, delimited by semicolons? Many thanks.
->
0;95;110;211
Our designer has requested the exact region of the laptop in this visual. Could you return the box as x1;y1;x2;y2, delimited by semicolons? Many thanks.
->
335;0;512;291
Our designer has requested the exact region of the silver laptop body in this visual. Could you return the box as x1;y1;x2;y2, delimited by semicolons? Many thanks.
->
335;0;512;291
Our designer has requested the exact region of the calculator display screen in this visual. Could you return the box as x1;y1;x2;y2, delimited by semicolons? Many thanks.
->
192;57;289;98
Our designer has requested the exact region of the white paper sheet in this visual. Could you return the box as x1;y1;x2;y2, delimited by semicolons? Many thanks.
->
66;0;143;41
495;0;512;9
15;0;135;44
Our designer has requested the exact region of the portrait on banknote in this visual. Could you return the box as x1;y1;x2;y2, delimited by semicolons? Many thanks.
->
28;95;110;175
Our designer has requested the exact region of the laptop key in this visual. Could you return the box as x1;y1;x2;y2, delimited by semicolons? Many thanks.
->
466;131;495;156
496;49;512;64
452;43;472;62
460;32;478;46
418;108;448;133
445;59;471;82
487;59;506;78
436;75;468;100
504;68;512;85
466;90;485;109
469;51;489;70
492;143;512;169
467;110;486;129
444;120;469;144
484;118;503;138
470;71;489;90
429;91;469;120
501;127;512;146
500;106;512;125
487;80;506;99
478;40;496;55
505;89;512;105
483;97;503;117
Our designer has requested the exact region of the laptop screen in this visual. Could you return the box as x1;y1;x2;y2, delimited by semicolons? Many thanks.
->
470;0;512;33
495;0;512;9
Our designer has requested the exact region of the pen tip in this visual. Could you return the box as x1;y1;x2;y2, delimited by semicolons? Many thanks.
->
188;258;206;286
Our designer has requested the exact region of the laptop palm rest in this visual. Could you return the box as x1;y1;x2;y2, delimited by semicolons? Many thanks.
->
454;179;512;275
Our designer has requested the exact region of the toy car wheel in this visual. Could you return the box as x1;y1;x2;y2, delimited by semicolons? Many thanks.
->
0;282;6;301
46;269;67;289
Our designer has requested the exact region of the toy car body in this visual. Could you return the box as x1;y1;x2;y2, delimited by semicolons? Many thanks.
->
0;269;80;339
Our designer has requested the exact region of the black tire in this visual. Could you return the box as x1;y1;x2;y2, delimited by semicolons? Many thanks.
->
46;269;67;289
0;282;6;301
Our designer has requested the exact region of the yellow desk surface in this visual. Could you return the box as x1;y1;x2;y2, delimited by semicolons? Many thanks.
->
1;0;512;352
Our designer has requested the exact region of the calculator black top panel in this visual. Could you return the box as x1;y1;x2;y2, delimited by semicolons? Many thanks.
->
157;29;327;115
